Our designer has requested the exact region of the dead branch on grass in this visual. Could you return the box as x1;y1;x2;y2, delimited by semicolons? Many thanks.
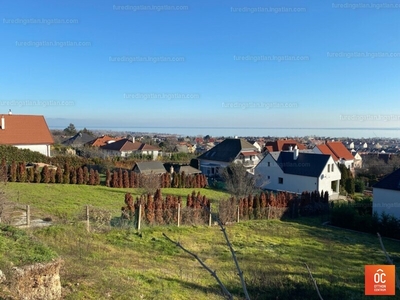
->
377;232;400;290
305;263;324;300
162;233;233;300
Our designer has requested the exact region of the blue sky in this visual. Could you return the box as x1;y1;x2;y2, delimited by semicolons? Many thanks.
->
1;0;400;137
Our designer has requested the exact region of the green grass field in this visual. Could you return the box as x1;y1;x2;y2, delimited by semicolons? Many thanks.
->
2;183;400;299
3;182;230;218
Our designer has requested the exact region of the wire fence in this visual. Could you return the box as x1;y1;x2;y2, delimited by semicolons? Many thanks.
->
0;202;291;233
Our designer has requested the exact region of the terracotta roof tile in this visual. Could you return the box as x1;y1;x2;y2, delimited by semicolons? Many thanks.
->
264;139;306;152
0;114;54;145
317;144;339;160
88;135;124;147
326;141;354;161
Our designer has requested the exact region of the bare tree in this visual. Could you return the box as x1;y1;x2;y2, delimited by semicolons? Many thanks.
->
139;172;161;195
222;162;257;199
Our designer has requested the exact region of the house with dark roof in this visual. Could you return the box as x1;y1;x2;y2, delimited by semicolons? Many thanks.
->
62;132;95;148
100;138;160;160
372;168;400;219
163;163;201;175
313;141;355;170
0;113;54;156
132;161;166;175
263;139;307;152
255;147;341;197
197;138;261;177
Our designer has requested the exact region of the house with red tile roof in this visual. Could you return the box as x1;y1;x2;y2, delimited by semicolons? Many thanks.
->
263;139;307;152
100;138;160;160
313;141;354;170
85;135;124;147
0;113;54;156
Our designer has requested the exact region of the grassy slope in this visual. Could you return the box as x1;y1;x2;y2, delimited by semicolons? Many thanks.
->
4;183;230;218
32;220;400;300
2;183;400;299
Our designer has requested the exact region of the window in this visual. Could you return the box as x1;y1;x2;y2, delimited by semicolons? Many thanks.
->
328;164;330;172
268;175;270;179
268;162;270;167
278;177;283;184
331;163;334;171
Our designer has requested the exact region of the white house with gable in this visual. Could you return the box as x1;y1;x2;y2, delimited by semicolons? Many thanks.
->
372;168;400;219
255;146;341;198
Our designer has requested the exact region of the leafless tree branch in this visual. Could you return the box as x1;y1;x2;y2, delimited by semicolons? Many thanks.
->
162;233;233;300
305;263;324;300
377;232;400;290
203;205;250;300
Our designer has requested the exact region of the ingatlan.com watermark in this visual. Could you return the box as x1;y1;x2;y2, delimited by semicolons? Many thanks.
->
109;56;185;63
113;4;189;11
3;18;79;25
230;6;307;13
327;52;400;58
124;93;200;100
222;102;299;109
15;41;91;47
332;3;400;9
234;55;310;62
0;100;75;107
340;114;400;122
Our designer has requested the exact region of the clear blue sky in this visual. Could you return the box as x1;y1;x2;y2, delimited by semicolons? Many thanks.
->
1;0;400;137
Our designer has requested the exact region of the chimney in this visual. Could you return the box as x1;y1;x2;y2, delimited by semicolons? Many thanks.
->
1;115;4;130
293;145;299;160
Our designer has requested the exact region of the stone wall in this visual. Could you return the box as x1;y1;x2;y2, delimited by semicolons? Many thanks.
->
2;259;63;300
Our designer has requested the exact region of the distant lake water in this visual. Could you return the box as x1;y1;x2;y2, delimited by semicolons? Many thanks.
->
50;126;400;138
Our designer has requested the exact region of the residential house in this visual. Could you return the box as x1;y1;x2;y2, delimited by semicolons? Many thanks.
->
372;168;400;219
197;138;260;177
313;141;354;170
351;150;363;169
263;139;307;153
255;147;341;198
100;138;160;159
164;163;202;175
247;140;262;152
0;113;54;156
85;135;124;147
132;161;166;175
62;132;95;148
173;142;196;154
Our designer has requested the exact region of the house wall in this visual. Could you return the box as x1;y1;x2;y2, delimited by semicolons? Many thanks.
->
373;188;400;219
15;144;51;157
198;159;230;177
255;154;285;190
141;150;159;160
255;154;341;195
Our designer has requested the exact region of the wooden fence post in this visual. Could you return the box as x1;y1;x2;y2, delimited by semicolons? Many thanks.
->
138;204;142;231
177;203;181;227
267;205;271;220
86;205;90;232
237;205;240;223
26;205;30;227
208;203;212;227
